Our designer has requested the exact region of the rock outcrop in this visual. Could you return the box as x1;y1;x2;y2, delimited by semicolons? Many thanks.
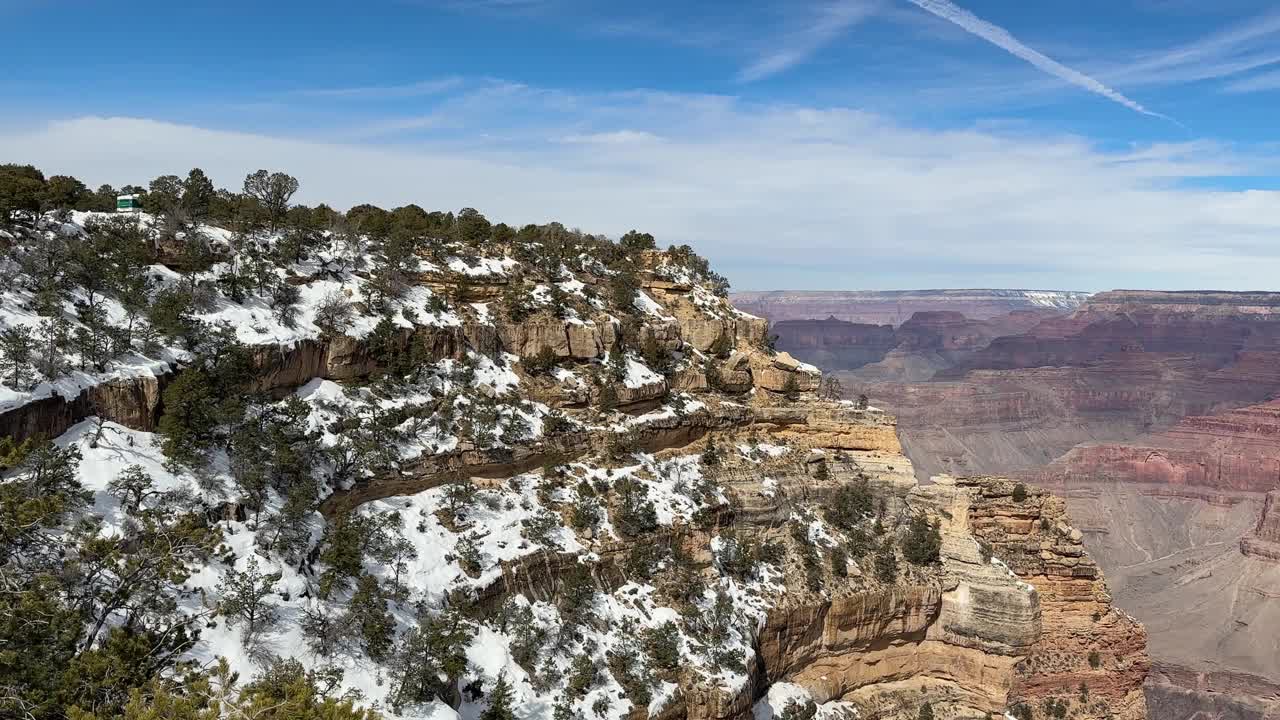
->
1240;491;1280;562
495;315;618;360
957;478;1149;719
0;373;166;443
467;403;1149;720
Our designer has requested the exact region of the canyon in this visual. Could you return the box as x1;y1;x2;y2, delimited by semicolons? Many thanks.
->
757;288;1280;718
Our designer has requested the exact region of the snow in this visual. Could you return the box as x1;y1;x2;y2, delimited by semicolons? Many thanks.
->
753;683;814;720
738;443;790;463
760;477;778;499
1021;290;1092;309
633;290;673;320
55;420;217;535
447;256;517;277
795;360;821;375
25;397;807;720
991;556;1036;593
0;213;478;416
797;512;839;548
363;475;584;595
622;355;663;389
557;278;586;296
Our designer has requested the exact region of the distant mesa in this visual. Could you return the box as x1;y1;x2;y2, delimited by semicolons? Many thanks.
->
731;288;1091;325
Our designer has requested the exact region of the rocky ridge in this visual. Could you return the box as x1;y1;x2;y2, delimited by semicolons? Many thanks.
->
0;209;1145;720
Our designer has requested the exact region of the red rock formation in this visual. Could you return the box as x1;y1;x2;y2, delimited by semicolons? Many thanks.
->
959;478;1149;718
846;293;1280;482
1035;401;1280;493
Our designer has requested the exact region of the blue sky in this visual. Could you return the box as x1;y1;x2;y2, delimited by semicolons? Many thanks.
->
4;0;1280;291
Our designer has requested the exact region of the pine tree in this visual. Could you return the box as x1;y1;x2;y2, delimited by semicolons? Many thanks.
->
825;479;873;530
609;268;639;309
217;555;280;641
479;672;515;720
701;436;722;468
442;475;478;525
388;609;473;711
874;543;898;583
0;324;36;390
158;368;219;468
455;531;484;576
814;459;830;481
782;372;800;400
0;163;46;227
346;574;394;662
147;174;185;219
902;514;942;565
42;174;88;211
242;170;298;231
597;382;619;411
270;282;302;328
606;350;628;383
34;317;70;380
831;546;848;578
523;345;558;373
819;374;843;400
106;465;158;513
181;168;216;221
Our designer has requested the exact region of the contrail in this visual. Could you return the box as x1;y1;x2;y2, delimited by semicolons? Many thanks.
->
904;0;1171;121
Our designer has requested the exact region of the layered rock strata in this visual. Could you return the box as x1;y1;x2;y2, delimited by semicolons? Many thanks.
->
479;406;1148;719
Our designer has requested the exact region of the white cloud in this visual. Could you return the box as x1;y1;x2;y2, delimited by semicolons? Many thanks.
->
559;130;662;145
738;1;878;82
902;0;1167;120
4;90;1280;292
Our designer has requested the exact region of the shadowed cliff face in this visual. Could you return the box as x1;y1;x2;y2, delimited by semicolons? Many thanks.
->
769;310;1060;378
750;289;1280;719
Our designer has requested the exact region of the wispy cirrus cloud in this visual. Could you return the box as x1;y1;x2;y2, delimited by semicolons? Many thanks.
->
1225;69;1280;94
902;0;1168;120
1102;7;1280;89
738;1;878;82
295;76;464;99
